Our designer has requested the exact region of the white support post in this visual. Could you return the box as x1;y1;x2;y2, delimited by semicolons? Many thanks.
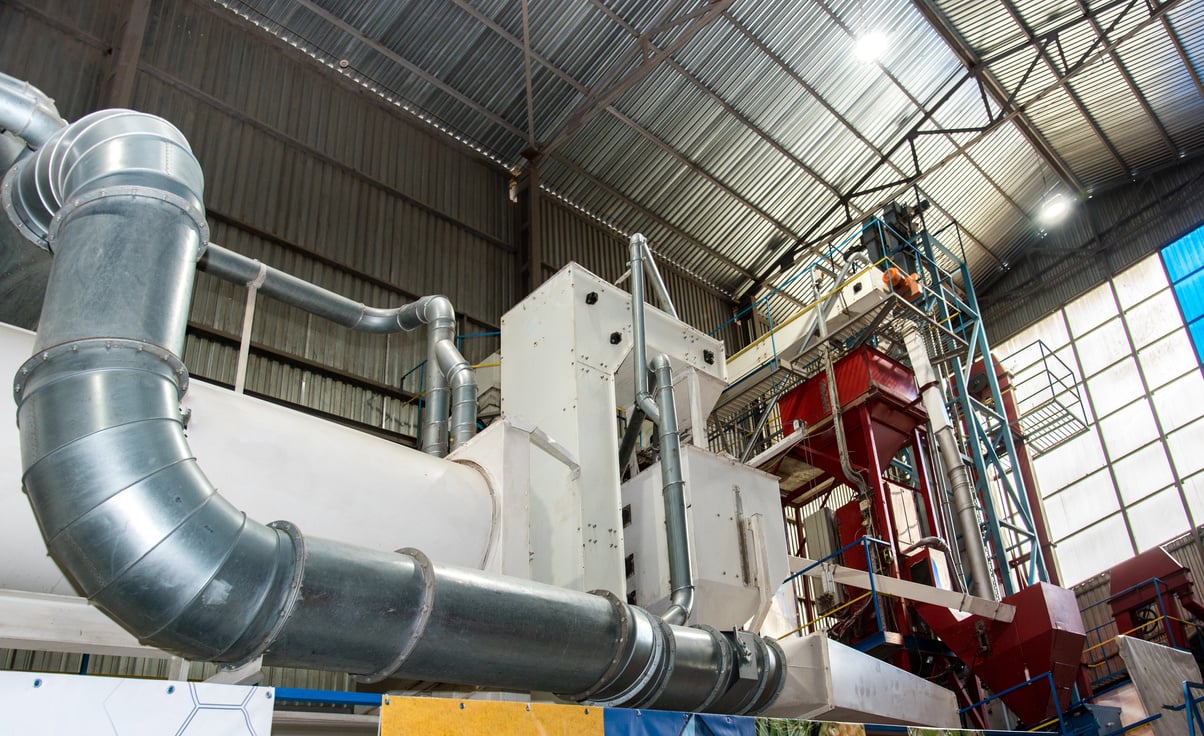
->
234;263;268;394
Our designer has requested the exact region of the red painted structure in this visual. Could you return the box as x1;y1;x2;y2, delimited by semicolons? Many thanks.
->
918;583;1085;725
779;346;1086;724
1109;548;1204;650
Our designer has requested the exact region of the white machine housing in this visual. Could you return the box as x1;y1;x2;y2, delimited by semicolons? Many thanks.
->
500;264;729;597
621;444;788;628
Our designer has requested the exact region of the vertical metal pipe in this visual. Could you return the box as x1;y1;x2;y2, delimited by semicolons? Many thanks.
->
652;354;695;626
629;234;660;424
903;325;995;600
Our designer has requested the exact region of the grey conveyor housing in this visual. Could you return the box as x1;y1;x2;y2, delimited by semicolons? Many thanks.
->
0;92;786;713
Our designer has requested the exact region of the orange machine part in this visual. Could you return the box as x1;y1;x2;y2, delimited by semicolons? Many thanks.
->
882;267;922;300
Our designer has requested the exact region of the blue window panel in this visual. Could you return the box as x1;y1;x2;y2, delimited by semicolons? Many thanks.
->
1164;228;1204;282
1164;225;1204;366
1177;268;1204;323
1190;319;1204;364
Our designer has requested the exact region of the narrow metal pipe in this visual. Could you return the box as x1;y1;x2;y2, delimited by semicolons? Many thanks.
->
815;258;872;501
6;101;786;714
640;238;677;319
903;325;995;601
198;244;476;455
651;354;695;626
628;234;660;424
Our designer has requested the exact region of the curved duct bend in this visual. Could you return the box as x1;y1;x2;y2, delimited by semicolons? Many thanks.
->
198;245;476;455
0;73;66;329
0;72;65;155
5;107;785;713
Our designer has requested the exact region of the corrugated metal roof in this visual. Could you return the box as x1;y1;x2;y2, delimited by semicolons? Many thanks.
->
210;0;1204;302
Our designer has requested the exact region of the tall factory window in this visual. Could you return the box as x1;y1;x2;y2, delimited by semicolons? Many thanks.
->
995;251;1204;585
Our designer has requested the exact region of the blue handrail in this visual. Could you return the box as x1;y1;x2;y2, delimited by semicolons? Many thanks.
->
783;535;893;638
958;671;1065;734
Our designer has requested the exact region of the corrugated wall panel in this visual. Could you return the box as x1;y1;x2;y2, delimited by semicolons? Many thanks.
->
0;2;115;119
2;0;517;449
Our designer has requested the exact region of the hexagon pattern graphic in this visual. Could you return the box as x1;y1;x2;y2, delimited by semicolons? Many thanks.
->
0;671;274;734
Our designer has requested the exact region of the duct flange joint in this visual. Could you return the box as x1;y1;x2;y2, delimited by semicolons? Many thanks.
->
13;338;190;399
356;547;438;684
47;186;209;256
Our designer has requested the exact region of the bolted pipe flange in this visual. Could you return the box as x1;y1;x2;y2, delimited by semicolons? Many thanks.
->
689;624;735;713
622;615;677;709
558;590;634;703
220;520;308;669
356;547;438;683
48;186;210;256
585;606;674;709
0;164;46;249
13;337;189;400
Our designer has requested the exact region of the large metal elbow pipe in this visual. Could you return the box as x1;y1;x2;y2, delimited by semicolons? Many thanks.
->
7;105;784;715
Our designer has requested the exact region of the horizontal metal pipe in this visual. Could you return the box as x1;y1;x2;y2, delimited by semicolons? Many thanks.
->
10;102;786;714
0;72;65;151
198;243;476;455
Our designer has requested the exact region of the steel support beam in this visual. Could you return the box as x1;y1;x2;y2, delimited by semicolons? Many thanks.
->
539;0;737;157
995;0;1131;174
1072;0;1178;156
910;0;1085;193
745;0;1188;297
788;557;1017;622
287;0;527;142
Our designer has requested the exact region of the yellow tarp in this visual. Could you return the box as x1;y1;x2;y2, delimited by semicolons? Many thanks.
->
380;696;603;736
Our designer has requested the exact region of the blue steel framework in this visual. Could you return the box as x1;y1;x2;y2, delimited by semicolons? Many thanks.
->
709;187;1049;597
912;192;1048;594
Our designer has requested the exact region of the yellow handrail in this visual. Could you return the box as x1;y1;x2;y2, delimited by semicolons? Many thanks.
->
726;258;895;364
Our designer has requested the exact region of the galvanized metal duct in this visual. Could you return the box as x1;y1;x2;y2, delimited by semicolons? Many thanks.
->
903;325;995;601
0;72;65;153
627;233;696;627
628;234;661;424
650;353;696;627
0;72;64;329
4;103;785;713
198;244;476;455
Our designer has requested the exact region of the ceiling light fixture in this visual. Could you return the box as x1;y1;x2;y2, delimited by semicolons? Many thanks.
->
1037;193;1073;226
852;30;888;63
